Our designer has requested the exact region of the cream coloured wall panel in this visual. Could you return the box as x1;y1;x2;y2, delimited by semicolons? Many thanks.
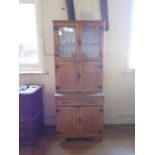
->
103;55;135;124
42;0;68;54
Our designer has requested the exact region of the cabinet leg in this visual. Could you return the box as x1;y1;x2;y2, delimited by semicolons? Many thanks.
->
94;136;103;142
58;138;67;142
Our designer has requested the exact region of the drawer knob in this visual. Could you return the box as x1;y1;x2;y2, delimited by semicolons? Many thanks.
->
100;109;104;112
99;130;103;134
62;102;70;104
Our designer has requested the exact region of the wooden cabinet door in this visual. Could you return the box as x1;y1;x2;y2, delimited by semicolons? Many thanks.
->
56;107;80;137
54;23;78;60
56;61;79;92
80;61;103;92
80;106;103;137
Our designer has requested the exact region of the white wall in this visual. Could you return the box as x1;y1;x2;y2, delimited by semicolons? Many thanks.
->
19;0;135;125
103;0;135;124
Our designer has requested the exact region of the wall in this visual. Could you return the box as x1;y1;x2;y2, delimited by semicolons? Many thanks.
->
103;0;135;124
19;0;135;125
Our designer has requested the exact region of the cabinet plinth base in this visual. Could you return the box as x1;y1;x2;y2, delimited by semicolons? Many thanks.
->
57;136;103;142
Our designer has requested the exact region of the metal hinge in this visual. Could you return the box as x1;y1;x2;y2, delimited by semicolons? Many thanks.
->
56;109;60;113
76;73;81;80
56;86;60;90
99;130;103;134
98;86;102;89
57;131;61;135
78;117;81;123
100;27;104;31
99;65;103;68
78;40;81;46
54;27;58;31
55;65;59;69
100;109;104;112
55;53;59;57
99;53;103;57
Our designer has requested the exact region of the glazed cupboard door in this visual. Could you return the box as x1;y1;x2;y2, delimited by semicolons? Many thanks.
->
54;22;78;60
56;107;80;137
80;106;103;137
78;23;104;92
55;62;79;92
79;24;104;60
80;62;103;92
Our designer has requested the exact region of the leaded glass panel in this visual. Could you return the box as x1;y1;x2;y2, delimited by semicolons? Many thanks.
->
58;27;76;58
81;27;100;58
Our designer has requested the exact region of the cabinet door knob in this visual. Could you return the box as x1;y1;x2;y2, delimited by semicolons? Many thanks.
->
76;73;81;80
78;40;81;46
78;118;81;123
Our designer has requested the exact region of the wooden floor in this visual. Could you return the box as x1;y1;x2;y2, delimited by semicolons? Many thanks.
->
20;125;135;155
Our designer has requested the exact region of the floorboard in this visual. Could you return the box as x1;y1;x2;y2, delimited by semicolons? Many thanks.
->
20;125;135;155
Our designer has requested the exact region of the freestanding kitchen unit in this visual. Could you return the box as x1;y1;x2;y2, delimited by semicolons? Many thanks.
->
53;21;105;141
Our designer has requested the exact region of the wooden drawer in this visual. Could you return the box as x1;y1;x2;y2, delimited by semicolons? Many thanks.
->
56;99;103;106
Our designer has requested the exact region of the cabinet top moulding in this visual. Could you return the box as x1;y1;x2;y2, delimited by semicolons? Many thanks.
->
53;20;105;27
53;20;105;23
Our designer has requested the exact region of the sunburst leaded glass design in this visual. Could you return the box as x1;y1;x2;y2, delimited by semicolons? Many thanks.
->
81;27;100;58
58;27;76;58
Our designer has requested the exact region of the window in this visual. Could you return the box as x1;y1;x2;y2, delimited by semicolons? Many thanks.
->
128;0;135;70
19;0;44;72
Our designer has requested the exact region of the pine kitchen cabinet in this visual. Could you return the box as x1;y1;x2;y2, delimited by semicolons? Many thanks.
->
53;21;105;141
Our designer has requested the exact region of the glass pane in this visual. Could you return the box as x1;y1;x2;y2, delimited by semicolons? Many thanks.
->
19;3;39;64
82;27;100;58
58;27;76;58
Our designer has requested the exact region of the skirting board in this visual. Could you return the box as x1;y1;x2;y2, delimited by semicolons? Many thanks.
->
44;124;135;131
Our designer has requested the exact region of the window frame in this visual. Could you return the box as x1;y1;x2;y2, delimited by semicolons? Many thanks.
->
19;0;45;73
128;0;135;71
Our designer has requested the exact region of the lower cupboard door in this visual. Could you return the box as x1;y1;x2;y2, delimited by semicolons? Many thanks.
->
56;107;80;137
80;106;103;137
